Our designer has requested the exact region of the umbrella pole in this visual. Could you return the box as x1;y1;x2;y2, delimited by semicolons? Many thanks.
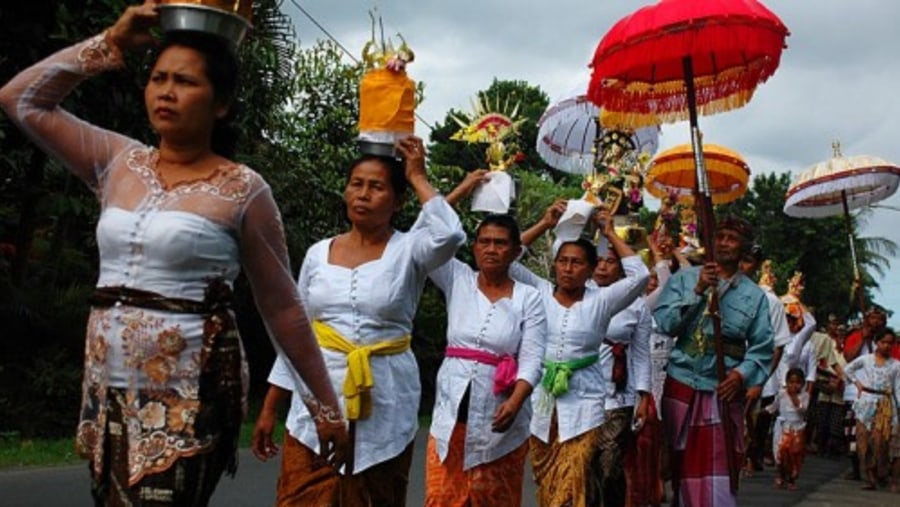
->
841;190;867;315
683;55;740;495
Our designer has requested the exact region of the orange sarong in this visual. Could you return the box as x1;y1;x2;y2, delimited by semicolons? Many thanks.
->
276;433;413;507
775;427;806;482
425;423;528;507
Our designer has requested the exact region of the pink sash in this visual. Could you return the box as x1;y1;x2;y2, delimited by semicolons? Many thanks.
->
445;346;518;395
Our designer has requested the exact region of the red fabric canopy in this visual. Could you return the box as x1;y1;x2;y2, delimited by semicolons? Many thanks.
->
588;0;789;126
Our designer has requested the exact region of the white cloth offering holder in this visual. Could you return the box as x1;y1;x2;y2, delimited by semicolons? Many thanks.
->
553;198;597;242
471;171;515;214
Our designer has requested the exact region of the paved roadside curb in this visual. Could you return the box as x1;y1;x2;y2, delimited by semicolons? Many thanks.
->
794;473;897;506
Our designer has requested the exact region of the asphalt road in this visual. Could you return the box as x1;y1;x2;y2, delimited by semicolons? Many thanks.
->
0;430;890;506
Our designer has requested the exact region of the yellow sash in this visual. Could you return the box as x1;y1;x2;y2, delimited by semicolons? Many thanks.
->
313;320;411;421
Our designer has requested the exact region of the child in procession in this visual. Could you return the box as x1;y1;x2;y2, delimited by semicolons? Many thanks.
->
766;367;809;491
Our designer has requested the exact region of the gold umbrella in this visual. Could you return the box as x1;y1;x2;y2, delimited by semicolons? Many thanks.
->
645;143;750;204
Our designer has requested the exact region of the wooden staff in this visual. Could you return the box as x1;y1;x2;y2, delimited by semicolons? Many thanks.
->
841;189;867;316
683;55;740;494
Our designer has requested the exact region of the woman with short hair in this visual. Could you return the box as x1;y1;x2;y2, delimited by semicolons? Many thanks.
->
513;201;649;507
425;212;546;506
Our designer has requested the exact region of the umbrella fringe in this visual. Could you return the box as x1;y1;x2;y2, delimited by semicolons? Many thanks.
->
536;94;659;173
596;65;766;128
784;168;900;218
590;28;783;127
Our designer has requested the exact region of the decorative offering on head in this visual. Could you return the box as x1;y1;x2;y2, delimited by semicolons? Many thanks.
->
356;9;417;156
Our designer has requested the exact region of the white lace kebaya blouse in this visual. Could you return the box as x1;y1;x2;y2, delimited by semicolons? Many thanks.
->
509;255;649;443
0;33;338;485
427;258;546;470
268;196;465;473
845;354;900;430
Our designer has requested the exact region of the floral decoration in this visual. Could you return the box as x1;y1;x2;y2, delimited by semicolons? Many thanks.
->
450;93;526;172
361;9;415;72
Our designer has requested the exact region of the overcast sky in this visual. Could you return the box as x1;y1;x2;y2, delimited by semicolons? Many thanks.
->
286;0;900;325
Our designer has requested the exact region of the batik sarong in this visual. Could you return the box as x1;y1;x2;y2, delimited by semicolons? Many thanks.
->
86;281;246;507
530;413;603;507
624;397;664;506
276;433;414;507
424;423;528;506
596;407;631;507
856;396;894;484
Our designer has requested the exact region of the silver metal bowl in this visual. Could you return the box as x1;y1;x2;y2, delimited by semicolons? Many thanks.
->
158;4;251;47
357;139;400;158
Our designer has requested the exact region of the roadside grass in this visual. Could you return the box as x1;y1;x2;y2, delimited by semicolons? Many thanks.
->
1;410;429;470
0;433;81;469
0;402;285;470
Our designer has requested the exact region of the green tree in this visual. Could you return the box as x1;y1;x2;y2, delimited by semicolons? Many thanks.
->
262;39;362;259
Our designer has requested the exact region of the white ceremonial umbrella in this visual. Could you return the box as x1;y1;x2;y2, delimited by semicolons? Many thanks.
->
784;142;900;312
536;83;659;174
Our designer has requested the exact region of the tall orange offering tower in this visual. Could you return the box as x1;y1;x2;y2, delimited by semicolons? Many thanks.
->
356;11;416;156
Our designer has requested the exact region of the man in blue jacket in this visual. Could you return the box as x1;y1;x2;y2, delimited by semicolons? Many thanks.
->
654;216;774;507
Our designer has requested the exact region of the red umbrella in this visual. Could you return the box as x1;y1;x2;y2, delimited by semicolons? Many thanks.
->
587;0;789;495
587;0;789;229
587;0;789;127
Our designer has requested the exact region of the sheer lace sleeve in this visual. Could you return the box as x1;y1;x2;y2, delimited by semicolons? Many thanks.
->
843;355;864;384
238;180;341;416
0;33;137;193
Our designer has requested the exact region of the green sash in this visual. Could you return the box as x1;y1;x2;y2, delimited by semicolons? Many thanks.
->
541;354;599;397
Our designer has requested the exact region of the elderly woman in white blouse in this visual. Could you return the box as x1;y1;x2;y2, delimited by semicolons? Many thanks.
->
515;201;649;507
252;145;465;506
423;212;546;506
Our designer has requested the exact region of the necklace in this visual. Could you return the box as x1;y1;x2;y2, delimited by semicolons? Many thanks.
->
152;149;228;191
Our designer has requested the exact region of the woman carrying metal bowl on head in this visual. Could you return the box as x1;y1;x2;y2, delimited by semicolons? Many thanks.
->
0;1;348;504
